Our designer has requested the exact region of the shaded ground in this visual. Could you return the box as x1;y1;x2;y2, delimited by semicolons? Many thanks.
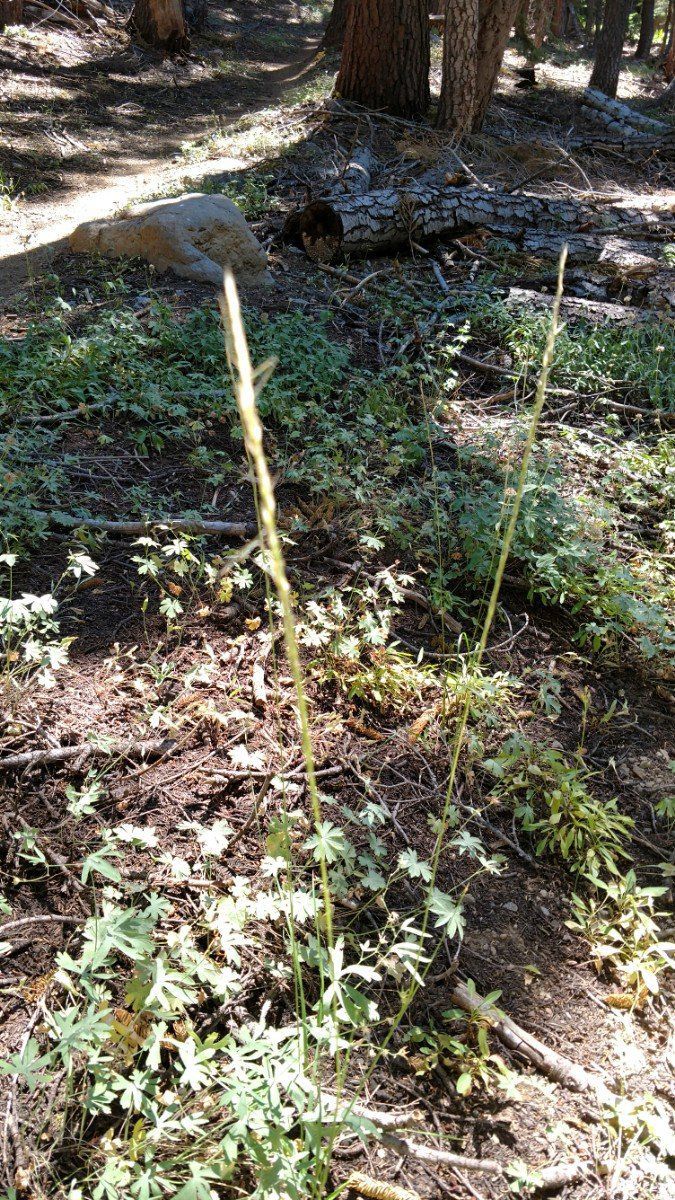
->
0;0;329;291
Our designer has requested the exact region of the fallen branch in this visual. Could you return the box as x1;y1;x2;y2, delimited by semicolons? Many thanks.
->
450;978;613;1099
382;1135;588;1193
0;736;175;773
0;914;84;937
449;979;675;1155
44;514;255;538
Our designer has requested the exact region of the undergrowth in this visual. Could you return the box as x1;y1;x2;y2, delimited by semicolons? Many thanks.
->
1;254;674;1200
1;295;673;665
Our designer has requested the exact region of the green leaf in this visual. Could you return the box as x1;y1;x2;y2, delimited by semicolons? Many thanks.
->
428;889;465;938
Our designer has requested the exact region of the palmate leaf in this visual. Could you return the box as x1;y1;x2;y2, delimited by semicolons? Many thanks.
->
303;821;353;865
173;1162;220;1200
0;1037;50;1093
398;848;432;882
428;889;465;939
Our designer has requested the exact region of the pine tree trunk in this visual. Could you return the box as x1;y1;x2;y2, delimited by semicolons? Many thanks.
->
336;0;430;118
634;0;654;56
0;0;22;26
438;0;478;132
323;0;350;49
589;0;631;95
471;0;522;130
552;0;564;35
131;0;189;52
665;31;675;80
585;0;600;47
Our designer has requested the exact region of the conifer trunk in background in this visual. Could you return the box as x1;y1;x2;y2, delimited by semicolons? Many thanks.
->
471;0;522;130
585;0;601;47
336;0;430;117
665;28;675;79
438;0;478;132
131;0;189;52
634;0;654;57
323;0;350;49
589;0;631;95
0;0;22;27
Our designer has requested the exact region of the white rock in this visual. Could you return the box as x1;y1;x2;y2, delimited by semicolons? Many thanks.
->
70;193;272;289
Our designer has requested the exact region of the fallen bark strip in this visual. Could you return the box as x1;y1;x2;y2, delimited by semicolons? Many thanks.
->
382;1135;588;1193
44;514;255;537
283;185;628;264
583;87;669;134
0;736;175;772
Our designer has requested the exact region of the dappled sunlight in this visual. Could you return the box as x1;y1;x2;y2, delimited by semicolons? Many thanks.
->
1;3;675;1198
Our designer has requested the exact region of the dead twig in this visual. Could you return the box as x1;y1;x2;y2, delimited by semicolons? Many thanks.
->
0;915;84;937
43;514;255;537
382;1135;589;1192
0;737;176;773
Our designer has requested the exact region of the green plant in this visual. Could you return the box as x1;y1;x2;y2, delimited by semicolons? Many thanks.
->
566;871;675;1002
296;568;433;711
485;735;633;876
0;548;97;696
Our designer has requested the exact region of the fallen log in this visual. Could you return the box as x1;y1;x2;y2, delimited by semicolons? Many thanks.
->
505;287;643;324
583;87;669;134
580;104;657;141
283;185;622;264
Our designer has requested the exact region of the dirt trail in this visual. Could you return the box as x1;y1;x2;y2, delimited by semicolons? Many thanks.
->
0;2;324;298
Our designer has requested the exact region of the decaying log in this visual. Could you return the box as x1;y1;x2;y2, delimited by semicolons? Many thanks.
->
583;86;669;133
283;185;624;264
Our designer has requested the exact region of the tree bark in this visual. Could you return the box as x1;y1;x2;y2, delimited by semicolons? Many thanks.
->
589;0;631;96
584;84;668;130
438;0;478;132
664;22;675;79
335;0;430;118
472;0;523;130
635;0;655;57
514;0;550;57
130;0;189;52
0;0;22;26
552;0;564;35
323;0;350;50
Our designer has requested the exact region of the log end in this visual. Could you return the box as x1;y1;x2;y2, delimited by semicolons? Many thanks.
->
282;200;344;264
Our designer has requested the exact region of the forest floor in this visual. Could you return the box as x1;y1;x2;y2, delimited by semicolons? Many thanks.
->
1;5;675;1200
